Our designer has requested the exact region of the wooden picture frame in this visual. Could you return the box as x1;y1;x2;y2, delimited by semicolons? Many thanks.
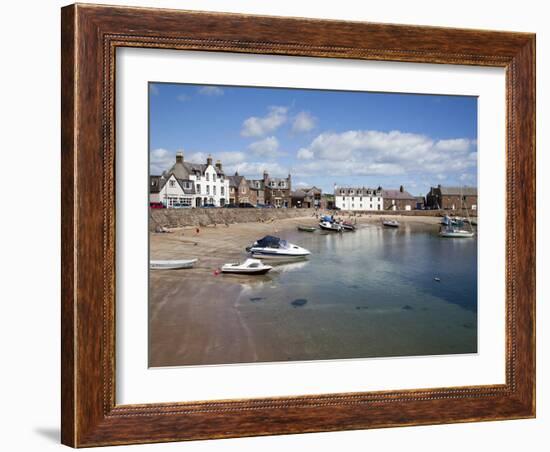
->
61;3;535;447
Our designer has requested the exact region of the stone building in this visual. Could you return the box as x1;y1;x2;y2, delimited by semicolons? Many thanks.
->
247;179;265;206
382;186;417;211
263;171;292;207
291;186;322;208
228;172;252;205
426;185;478;210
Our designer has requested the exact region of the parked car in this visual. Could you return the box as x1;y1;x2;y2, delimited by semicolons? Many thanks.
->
238;202;255;208
256;203;274;208
224;203;238;208
203;203;216;208
149;202;165;209
171;202;191;209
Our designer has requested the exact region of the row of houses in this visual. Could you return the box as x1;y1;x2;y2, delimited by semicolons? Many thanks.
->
150;152;293;208
334;184;477;211
150;153;477;211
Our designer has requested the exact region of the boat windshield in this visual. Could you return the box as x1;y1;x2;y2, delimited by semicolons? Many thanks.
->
255;235;281;248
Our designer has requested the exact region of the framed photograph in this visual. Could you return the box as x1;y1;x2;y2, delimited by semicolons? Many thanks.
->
61;3;535;447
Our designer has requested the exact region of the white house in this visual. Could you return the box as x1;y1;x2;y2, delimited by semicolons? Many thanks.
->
158;152;229;207
334;186;383;211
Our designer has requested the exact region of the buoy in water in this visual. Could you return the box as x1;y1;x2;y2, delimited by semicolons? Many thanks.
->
434;277;441;282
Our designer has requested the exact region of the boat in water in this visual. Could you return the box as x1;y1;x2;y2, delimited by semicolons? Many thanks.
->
221;258;272;275
150;258;197;270
319;220;343;232
382;220;399;228
439;187;475;238
297;225;317;232
246;235;311;259
439;226;475;238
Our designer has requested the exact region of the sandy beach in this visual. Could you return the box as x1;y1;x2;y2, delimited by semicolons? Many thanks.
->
148;214;476;367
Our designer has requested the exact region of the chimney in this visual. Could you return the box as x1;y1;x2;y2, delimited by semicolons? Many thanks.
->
206;155;213;166
263;170;268;181
176;152;184;163
399;185;404;192
215;160;222;171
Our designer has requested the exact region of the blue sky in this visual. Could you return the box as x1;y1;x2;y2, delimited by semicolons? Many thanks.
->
149;83;477;196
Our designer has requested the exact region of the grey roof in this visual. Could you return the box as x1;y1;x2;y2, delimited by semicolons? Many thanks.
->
439;186;477;196
382;189;416;200
248;179;264;190
163;160;225;179
176;178;197;195
335;187;382;196
228;174;245;188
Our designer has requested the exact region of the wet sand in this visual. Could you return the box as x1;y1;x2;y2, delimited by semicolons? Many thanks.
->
148;214;475;367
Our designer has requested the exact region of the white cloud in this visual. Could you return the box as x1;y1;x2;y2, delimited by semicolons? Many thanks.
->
297;148;314;160
248;136;285;158
217;151;247;165
197;86;224;96
176;94;190;102
241;106;288;137
150;148;176;175
293;129;476;178
296;181;310;188
225;161;288;178
292;111;316;133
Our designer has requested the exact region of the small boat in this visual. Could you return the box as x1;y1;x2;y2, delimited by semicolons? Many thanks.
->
319;220;343;232
439;226;474;238
383;220;399;228
340;221;356;231
150;258;197;270
246;235;311;259
297;225;317;232
221;258;272;275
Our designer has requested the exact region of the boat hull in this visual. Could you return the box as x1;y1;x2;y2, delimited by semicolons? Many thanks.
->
319;222;342;232
150;258;197;270
439;231;474;238
249;250;309;259
222;267;271;275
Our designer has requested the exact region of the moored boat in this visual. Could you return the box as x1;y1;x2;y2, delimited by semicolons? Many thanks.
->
297;225;317;232
382;220;399;228
221;258;272;275
150;258;197;270
439;226;474;238
319;220;343;232
246;236;311;259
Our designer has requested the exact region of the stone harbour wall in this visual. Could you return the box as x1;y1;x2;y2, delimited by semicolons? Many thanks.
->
149;207;477;231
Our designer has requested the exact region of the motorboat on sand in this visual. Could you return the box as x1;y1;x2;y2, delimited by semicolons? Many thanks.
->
221;258;272;275
246;236;311;259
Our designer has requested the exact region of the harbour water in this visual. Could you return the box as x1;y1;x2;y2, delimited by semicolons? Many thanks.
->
149;219;477;367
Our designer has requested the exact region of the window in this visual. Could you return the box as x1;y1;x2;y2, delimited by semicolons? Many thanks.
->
221;187;225;196
206;186;210;194
169;180;175;188
241;186;246;194
213;174;216;182
213;186;216;195
196;184;201;193
206;173;209;181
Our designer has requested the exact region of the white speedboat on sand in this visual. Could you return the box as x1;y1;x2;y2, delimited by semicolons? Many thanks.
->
222;258;272;275
246;236;310;259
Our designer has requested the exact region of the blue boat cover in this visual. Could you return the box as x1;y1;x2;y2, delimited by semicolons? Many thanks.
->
255;235;281;248
322;215;333;222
